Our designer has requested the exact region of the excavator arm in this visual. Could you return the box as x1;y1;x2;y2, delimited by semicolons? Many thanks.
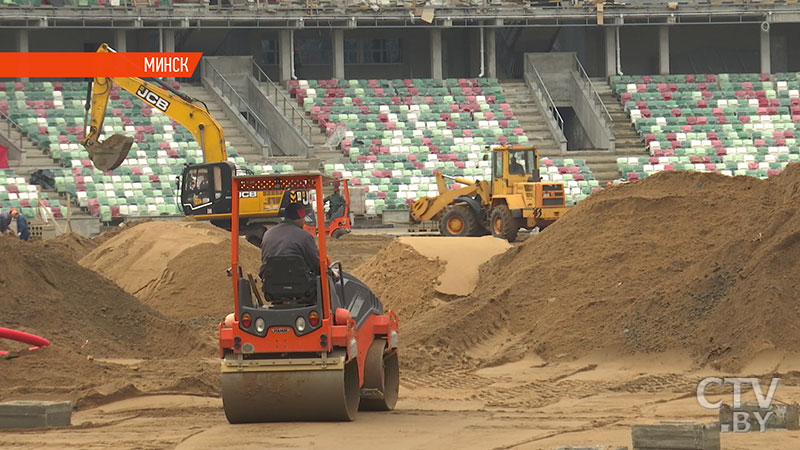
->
81;43;226;171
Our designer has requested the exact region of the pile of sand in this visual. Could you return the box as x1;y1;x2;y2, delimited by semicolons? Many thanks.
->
37;232;97;261
354;240;444;323
327;234;393;269
357;165;800;371
80;221;262;322
0;235;213;406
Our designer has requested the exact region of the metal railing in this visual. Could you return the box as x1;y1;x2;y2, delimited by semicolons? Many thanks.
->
0;108;25;162
201;58;273;157
574;54;612;123
524;56;564;132
250;59;314;145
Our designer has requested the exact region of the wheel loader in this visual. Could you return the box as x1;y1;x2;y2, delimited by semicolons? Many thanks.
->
219;173;399;422
410;145;568;242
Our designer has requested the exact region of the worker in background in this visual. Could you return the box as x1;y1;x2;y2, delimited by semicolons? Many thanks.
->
14;209;28;241
323;186;346;221
260;202;321;277
0;209;12;235
1;208;29;241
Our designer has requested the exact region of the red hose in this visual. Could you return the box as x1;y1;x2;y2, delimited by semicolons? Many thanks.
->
0;327;50;354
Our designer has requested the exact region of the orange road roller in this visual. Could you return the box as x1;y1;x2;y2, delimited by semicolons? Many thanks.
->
219;173;399;422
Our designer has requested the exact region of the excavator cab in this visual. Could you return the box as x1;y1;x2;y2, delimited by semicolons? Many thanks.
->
180;162;234;217
219;173;399;423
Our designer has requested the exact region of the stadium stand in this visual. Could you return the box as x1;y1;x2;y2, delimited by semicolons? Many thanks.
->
0;169;60;220
289;78;599;214
0;81;293;221
612;73;800;181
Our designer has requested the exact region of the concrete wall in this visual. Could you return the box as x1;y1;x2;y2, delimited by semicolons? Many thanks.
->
619;26;659;75
0;30;17;52
496;27;561;78
770;23;798;73
552;27;606;77
530;53;574;103
669;24;760;74
567;71;613;150
559;107;593;151
445;29;476;78
205;55;251;91
247;78;313;158
27;29;117;51
288;28;436;80
0;132;22;164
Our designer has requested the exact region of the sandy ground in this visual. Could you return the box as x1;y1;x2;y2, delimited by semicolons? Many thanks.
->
4;216;800;449
2;353;800;449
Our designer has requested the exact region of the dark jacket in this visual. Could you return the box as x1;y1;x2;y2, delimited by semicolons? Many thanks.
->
324;192;346;219
16;215;29;241
260;220;321;275
0;212;10;233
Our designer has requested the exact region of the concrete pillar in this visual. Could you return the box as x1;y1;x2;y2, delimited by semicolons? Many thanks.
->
604;27;617;77
279;29;292;82
17;29;28;52
772;33;788;74
163;29;175;53
658;25;669;75
760;26;771;74
17;30;28;82
333;29;344;80
114;29;127;52
430;28;443;79
486;27;496;78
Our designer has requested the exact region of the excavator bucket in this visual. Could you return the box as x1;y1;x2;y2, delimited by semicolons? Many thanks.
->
88;134;133;171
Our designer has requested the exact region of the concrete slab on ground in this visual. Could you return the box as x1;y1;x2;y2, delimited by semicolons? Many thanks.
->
0;400;72;429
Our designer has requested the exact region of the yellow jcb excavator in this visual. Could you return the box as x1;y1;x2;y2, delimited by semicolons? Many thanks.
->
410;145;568;242
81;43;293;238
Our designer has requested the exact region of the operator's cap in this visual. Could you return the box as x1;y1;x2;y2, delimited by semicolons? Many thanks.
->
285;203;306;220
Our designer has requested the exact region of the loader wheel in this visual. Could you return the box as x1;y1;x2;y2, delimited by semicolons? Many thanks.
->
490;204;518;243
359;338;399;411
440;205;477;237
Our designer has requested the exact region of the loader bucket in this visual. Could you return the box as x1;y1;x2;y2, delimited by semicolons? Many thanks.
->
88;134;133;171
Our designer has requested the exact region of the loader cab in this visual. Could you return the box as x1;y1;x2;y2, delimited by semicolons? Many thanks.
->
180;161;234;217
490;145;541;195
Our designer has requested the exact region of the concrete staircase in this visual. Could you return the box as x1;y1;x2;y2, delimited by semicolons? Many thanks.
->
270;83;345;164
0;121;59;177
179;85;267;164
499;80;562;155
185;84;321;171
500;78;655;184
501;80;616;183
0;117;91;219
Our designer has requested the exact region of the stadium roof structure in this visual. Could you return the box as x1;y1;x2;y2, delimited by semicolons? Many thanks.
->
0;2;797;29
